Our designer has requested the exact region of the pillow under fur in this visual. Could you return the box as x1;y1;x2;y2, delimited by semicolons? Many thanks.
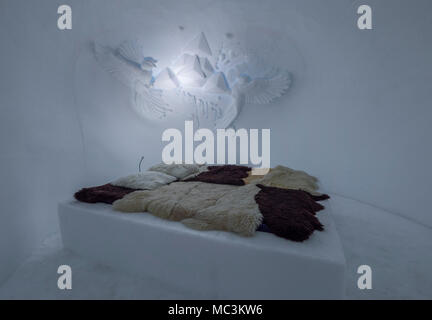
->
148;163;206;180
112;171;176;190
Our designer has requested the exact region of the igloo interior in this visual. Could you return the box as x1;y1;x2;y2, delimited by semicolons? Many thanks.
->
0;0;431;300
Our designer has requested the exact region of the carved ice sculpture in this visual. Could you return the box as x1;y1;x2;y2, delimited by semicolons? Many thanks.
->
153;68;179;90
175;54;206;87
203;72;231;94
93;32;291;128
183;32;213;57
93;40;171;120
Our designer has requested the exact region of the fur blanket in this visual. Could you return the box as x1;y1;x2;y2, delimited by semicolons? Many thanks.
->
255;185;329;241
148;163;205;180
113;181;262;236
112;171;176;190
185;165;251;185
113;180;329;241
244;165;322;195
74;184;138;205
75;164;330;241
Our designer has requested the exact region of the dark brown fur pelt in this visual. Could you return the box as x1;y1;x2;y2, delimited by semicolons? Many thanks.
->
254;184;330;242
185;165;251;186
74;183;138;205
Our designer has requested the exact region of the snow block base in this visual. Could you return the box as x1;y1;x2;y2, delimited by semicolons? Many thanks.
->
58;200;346;299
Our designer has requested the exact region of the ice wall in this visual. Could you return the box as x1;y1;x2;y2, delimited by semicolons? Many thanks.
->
1;0;431;284
0;1;86;283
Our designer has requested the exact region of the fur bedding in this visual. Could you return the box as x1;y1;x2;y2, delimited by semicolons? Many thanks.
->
75;164;330;241
184;165;251;186
112;171;177;190
74;184;138;205
244;165;322;195
113;182;262;236
148;163;205;180
255;185;329;241
113;179;329;241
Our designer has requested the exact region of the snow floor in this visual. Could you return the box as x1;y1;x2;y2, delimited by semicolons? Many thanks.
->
0;194;431;300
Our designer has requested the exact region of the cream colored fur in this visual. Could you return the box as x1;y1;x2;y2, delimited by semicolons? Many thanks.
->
113;165;322;237
112;171;176;190
244;165;321;195
148;163;207;180
113;181;262;236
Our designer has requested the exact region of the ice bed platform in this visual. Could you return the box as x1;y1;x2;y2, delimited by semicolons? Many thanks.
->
58;200;346;299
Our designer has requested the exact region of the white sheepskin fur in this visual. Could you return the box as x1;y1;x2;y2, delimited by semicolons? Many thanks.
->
112;171;176;190
113;182;262;237
245;165;322;195
148;163;207;180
